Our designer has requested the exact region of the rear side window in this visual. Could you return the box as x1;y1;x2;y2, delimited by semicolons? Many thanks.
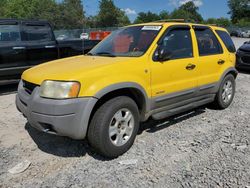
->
194;28;223;56
22;24;53;41
159;28;193;59
0;24;21;42
216;30;236;53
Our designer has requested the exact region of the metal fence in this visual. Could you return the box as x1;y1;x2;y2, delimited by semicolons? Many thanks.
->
54;27;119;39
54;25;250;41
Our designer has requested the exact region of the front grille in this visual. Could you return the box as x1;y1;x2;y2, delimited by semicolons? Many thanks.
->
241;56;250;64
23;80;39;94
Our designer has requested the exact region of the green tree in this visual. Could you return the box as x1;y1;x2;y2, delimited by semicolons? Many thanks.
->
0;0;7;17
170;9;193;21
117;9;131;26
205;17;231;27
228;0;250;23
85;16;98;28
96;0;130;27
59;0;85;29
134;11;160;23
0;0;85;29
159;10;170;20
178;1;203;22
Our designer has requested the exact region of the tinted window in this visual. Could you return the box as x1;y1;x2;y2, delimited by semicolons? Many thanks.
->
23;24;53;41
194;28;222;56
158;28;193;59
90;26;161;57
0;24;21;42
216;30;236;53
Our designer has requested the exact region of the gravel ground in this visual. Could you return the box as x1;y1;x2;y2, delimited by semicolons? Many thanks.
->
0;38;250;188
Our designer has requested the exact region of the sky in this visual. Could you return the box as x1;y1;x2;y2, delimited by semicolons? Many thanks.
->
83;0;230;22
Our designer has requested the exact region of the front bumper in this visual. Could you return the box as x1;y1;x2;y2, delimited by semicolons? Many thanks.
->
16;80;97;139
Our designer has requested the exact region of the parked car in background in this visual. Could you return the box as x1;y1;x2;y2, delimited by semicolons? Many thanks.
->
16;22;237;158
236;41;250;70
0;19;100;81
80;33;89;40
242;30;250;38
56;34;69;40
230;29;243;37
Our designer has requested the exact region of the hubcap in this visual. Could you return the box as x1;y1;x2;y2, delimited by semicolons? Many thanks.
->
109;108;135;147
222;80;233;103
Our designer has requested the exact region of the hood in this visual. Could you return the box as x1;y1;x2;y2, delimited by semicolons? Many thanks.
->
22;55;134;85
239;41;250;52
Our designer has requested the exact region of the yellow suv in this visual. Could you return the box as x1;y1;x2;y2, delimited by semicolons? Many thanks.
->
16;22;237;158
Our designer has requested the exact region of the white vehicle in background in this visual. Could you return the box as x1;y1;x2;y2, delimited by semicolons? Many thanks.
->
56;34;69;40
242;30;250;38
80;33;89;40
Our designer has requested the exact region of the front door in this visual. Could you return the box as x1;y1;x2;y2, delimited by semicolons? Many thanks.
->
150;25;198;108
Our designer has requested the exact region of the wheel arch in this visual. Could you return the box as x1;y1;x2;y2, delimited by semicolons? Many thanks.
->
91;82;150;122
216;67;238;91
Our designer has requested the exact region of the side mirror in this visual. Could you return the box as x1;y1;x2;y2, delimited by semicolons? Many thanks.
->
156;46;172;62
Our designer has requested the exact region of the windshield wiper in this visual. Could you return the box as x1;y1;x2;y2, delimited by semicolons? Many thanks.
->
95;52;116;57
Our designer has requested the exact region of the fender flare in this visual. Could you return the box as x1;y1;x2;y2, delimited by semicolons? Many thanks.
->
215;67;238;91
94;82;151;113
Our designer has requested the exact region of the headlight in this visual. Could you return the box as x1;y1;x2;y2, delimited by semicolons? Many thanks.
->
40;80;80;99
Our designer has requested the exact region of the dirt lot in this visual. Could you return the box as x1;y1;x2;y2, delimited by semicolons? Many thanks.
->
0;38;250;188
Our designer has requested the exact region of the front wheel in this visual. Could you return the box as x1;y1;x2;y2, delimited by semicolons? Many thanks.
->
212;74;236;109
87;96;139;158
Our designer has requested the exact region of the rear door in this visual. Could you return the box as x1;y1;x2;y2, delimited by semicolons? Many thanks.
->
193;26;228;87
21;21;58;66
0;20;28;76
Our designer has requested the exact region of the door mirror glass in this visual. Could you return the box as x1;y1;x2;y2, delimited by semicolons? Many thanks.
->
156;46;172;62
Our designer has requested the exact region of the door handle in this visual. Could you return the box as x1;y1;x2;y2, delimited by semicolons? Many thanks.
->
186;63;196;70
13;46;26;50
218;59;225;65
45;45;56;49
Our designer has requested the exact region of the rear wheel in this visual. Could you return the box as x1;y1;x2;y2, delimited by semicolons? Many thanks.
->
87;96;139;158
212;74;236;109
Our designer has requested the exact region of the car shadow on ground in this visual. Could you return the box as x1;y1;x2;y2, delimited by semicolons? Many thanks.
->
138;107;206;134
24;107;206;160
0;82;18;96
25;123;90;158
238;69;250;75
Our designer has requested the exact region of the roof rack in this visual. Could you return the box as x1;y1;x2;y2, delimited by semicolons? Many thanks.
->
152;19;201;24
154;19;186;23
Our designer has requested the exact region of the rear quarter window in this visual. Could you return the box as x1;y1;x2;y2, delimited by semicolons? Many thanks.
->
22;23;53;41
216;30;236;53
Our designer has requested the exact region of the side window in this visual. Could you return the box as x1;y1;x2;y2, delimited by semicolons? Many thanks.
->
159;28;193;59
0;24;21;42
194;28;223;56
22;24;53;41
216;30;236;53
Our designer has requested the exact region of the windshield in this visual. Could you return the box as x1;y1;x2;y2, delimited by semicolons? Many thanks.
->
89;25;162;57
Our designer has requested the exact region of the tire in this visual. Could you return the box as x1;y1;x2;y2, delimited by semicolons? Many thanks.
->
87;96;140;158
212;74;236;109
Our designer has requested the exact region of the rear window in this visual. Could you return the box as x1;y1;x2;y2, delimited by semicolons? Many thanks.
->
194;28;223;56
0;24;21;42
216;30;236;53
22;23;53;41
